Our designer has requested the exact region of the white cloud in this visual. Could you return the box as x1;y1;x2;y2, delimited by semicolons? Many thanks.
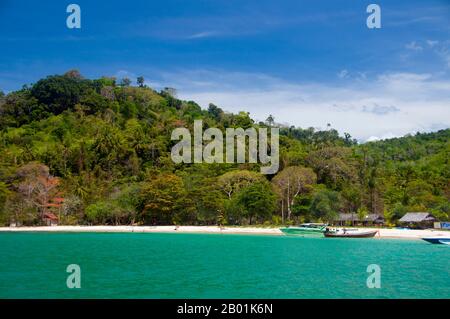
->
434;42;450;68
145;69;450;142
337;69;349;79
427;40;439;48
366;136;380;142
405;41;423;51
367;133;402;142
407;40;450;69
186;31;220;39
362;104;400;115
114;70;137;80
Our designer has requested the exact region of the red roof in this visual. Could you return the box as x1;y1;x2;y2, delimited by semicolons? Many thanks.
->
43;212;58;220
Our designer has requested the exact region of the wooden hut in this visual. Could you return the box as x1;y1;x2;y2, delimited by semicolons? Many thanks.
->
398;212;435;229
335;213;385;226
43;212;58;226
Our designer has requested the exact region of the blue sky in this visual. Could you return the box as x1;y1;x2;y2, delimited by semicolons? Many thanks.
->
1;0;449;140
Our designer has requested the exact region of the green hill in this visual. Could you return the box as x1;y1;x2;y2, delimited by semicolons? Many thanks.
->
0;71;448;226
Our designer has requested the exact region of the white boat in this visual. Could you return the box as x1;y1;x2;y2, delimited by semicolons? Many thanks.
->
324;228;379;238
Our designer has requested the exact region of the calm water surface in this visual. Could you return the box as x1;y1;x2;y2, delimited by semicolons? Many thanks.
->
0;232;449;298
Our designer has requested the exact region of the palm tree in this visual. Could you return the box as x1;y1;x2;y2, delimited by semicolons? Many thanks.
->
266;115;275;127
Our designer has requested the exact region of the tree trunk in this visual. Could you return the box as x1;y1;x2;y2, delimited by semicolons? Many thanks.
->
287;179;291;220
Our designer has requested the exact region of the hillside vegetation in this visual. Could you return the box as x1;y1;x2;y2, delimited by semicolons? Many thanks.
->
0;71;448;226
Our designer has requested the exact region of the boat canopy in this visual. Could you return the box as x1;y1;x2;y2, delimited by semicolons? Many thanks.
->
299;223;327;228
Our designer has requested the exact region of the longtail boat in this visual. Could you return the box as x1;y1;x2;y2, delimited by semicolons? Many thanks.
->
324;228;378;238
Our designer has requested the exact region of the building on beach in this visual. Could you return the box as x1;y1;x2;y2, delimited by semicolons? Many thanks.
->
42;212;59;226
41;197;64;226
398;212;435;229
334;213;385;226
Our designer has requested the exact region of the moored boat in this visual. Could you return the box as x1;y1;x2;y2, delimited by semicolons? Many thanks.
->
280;223;327;236
421;237;450;245
324;228;378;238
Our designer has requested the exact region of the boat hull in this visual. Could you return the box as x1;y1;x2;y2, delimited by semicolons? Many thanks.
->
422;237;450;245
324;230;378;238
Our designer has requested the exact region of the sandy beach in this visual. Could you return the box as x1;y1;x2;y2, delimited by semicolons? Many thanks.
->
0;225;449;239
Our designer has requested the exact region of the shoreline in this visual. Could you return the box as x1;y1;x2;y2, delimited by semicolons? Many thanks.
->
0;225;449;239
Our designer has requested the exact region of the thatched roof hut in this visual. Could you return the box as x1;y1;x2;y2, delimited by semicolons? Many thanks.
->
398;212;435;228
334;213;384;225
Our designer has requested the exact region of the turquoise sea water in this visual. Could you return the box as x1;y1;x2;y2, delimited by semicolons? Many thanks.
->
0;232;449;298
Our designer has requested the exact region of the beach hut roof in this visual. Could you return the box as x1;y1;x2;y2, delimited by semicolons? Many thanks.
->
399;212;435;223
43;212;58;220
364;214;385;222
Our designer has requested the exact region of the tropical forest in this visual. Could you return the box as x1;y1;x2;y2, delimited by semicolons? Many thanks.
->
0;70;448;226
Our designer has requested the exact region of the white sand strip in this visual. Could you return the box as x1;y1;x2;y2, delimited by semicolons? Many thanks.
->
377;228;450;239
0;225;449;239
0;225;281;235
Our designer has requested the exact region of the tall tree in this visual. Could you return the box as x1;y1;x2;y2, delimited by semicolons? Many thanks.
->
235;181;277;225
217;170;264;199
136;76;145;88
306;146;357;190
120;77;132;87
310;188;341;222
272;166;316;222
266;114;275;127
0;182;11;224
12;162;60;224
139;173;190;225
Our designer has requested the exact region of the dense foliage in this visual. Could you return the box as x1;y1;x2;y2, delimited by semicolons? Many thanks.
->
0;71;448;226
